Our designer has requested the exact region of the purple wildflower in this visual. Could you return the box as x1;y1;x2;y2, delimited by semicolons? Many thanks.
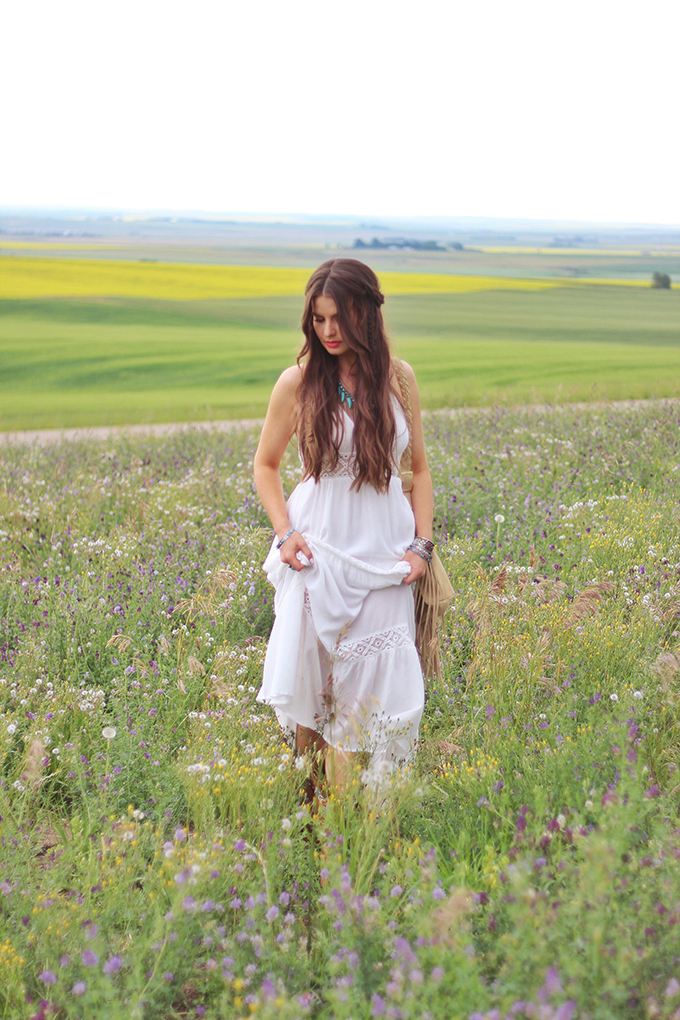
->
81;950;98;967
103;955;122;975
545;967;562;995
666;978;680;999
394;937;416;963
554;1002;577;1020
371;994;386;1017
39;971;57;985
72;982;87;996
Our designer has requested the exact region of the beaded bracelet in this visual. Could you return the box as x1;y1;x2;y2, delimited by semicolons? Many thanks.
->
408;543;433;561
408;536;435;562
409;546;432;562
276;527;294;549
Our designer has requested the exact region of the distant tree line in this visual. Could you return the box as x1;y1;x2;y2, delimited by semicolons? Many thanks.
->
352;237;458;252
652;272;672;289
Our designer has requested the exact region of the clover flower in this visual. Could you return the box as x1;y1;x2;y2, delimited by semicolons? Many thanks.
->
103;955;122;975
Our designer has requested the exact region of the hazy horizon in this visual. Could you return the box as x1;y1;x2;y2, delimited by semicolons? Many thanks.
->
3;207;680;236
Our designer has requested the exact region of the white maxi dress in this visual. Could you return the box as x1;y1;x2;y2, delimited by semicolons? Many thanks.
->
257;401;425;776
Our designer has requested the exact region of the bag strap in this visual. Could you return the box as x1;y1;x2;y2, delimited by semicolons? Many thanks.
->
392;358;413;475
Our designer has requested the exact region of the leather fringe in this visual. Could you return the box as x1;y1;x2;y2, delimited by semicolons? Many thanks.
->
414;550;454;679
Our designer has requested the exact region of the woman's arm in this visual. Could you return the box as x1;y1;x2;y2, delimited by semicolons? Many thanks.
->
253;366;313;571
400;361;434;584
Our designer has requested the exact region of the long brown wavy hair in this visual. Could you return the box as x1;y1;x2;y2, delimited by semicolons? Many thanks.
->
297;259;398;493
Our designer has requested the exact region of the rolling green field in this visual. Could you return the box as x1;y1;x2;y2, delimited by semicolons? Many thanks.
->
1;259;679;431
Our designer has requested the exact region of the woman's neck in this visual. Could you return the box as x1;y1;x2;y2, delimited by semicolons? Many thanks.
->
338;353;358;386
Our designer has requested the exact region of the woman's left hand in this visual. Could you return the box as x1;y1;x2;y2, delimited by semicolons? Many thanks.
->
401;550;429;585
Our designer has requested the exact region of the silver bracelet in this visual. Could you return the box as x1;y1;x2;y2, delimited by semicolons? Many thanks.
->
409;536;434;561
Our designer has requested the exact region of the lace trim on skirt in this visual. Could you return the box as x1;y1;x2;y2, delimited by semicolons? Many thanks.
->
336;623;412;663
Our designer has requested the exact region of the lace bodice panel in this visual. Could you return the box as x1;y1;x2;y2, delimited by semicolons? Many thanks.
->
302;400;409;482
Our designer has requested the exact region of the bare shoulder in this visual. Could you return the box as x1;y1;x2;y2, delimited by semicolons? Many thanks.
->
274;364;303;395
268;365;303;409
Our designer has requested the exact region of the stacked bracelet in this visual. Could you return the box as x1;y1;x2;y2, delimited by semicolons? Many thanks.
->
408;536;435;562
276;527;294;549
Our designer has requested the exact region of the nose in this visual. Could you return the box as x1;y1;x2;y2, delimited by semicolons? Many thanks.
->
324;318;336;337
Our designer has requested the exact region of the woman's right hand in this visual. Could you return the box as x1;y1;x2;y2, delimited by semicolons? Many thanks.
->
278;530;314;571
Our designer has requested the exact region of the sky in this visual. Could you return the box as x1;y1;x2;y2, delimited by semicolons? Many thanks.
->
2;0;679;225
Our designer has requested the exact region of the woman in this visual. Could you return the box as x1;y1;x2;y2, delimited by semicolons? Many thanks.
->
253;259;434;791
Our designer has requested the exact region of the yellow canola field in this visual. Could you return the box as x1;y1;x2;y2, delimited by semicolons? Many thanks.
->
0;256;568;301
0;241;117;251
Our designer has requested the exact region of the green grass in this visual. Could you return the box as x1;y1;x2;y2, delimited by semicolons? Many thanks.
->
1;284;679;430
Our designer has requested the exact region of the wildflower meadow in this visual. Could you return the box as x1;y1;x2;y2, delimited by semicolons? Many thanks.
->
1;402;680;1020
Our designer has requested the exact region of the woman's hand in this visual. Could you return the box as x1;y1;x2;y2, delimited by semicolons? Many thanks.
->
279;530;314;572
401;549;429;585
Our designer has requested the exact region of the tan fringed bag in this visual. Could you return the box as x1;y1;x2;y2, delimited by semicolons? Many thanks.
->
393;359;454;679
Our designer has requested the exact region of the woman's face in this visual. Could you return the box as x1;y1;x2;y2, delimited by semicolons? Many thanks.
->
312;295;350;359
